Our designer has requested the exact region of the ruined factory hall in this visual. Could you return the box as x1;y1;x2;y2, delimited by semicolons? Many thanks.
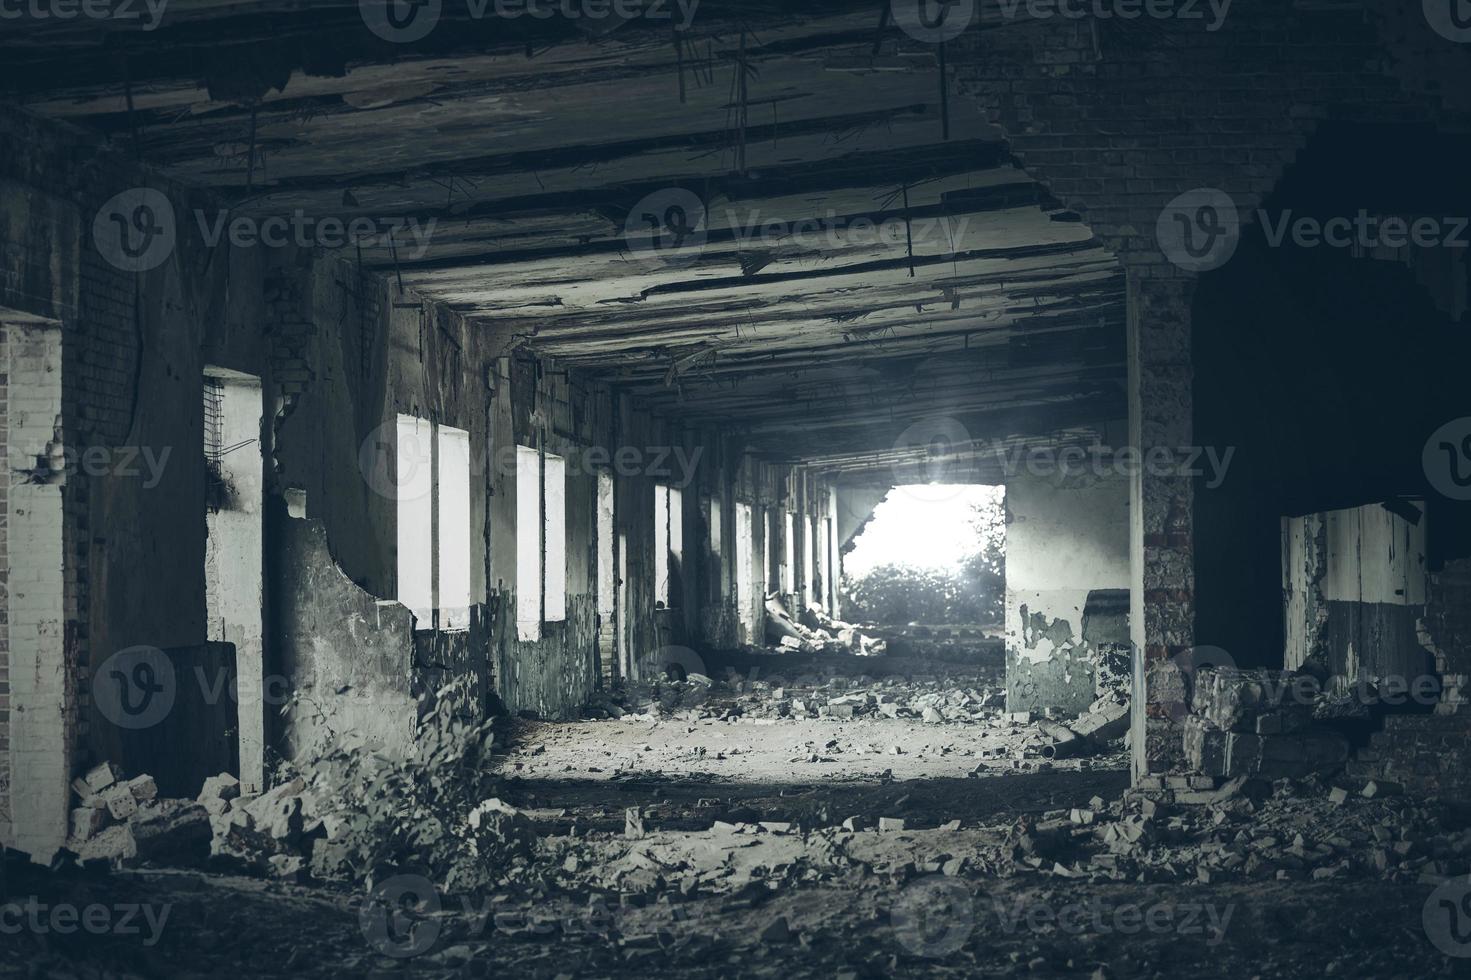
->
4;2;1471;978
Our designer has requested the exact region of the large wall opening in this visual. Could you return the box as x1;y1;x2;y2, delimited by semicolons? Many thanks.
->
841;485;1006;628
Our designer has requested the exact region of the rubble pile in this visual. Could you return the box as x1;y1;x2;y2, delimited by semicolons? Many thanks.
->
765;593;883;656
1183;667;1350;781
1014;775;1471;887
63;680;543;896
66;763;212;869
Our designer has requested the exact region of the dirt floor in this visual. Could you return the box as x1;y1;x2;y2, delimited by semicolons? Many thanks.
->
4;650;1467;978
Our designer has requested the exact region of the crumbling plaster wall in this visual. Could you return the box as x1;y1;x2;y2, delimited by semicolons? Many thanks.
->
486;355;599;718
1284;504;1429;690
0;106;271;847
1005;467;1130;716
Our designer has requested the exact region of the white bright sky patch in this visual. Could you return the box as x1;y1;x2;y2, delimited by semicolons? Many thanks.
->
846;485;1004;577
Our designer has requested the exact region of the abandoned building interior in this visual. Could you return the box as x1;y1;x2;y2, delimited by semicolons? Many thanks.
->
1;1;1471;977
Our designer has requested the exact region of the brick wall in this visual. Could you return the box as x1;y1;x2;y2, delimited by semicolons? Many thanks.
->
5;320;69;857
951;4;1459;276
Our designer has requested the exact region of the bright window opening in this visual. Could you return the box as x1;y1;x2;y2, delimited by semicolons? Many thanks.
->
544;453;567;624
515;446;567;641
782;511;795;594
735;501;755;635
597;470;615;619
803;515;816;605
437;425;472;629
653;484;683;608
843;485;1006;627
516;447;542;640
396;415;434;623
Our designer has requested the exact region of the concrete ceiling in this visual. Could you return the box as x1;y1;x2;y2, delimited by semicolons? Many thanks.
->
2;0;1127;481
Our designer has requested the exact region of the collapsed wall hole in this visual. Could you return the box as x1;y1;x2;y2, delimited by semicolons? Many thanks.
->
841;485;1005;628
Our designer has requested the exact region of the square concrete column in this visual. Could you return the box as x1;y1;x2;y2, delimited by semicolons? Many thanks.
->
1127;275;1197;779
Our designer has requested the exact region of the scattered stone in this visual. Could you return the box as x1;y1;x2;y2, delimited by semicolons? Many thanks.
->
83;762;125;794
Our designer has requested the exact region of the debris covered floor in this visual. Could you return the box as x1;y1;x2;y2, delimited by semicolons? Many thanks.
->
13;646;1470;978
3;3;1471;979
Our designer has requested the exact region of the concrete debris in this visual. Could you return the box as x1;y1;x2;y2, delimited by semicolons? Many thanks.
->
65;765;214;870
764;593;880;657
1183;668;1351;781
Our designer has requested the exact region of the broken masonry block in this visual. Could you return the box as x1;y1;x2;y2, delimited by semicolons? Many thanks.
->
1071;698;1130;742
126;775;159;803
83;762;126;793
76;824;137;865
199;772;242;804
130;801;213;868
1183;716;1229;776
100;784;139;822
625;808;645;839
71;777;101;805
70;806;109;842
878;817;906;832
1192;668;1316;732
1362;780;1402;799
